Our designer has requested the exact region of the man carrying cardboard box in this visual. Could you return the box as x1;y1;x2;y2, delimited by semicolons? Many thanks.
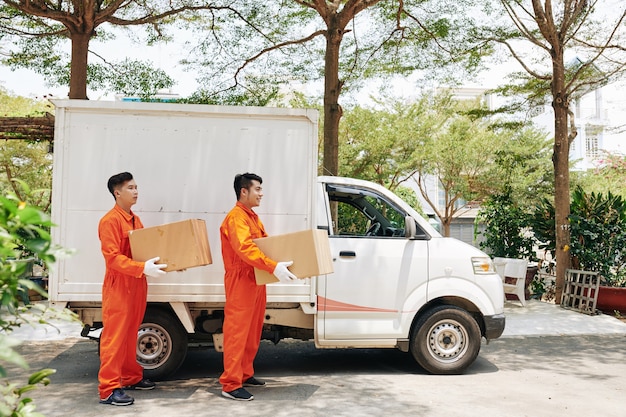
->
97;172;167;406
219;173;297;401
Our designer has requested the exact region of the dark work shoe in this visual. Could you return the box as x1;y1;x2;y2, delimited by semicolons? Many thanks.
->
222;388;254;401
243;376;266;387
99;388;134;406
124;379;156;390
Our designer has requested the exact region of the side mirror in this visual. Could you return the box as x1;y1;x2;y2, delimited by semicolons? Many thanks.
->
404;216;416;238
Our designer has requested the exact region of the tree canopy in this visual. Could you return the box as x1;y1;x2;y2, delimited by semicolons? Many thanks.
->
475;0;626;300
338;90;553;236
0;0;224;98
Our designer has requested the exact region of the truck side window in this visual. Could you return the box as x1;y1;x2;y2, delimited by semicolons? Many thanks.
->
328;186;407;238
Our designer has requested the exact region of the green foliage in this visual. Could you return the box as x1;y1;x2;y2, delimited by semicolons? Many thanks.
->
569;186;626;287
338;91;552;236
476;188;536;260
394;186;425;217
489;126;553;208
476;123;552;258
0;367;56;417
0;89;53;213
575;151;626;198
86;59;175;100
184;0;489;102
0;2;195;98
0;89;53;117
180;75;282;106
526;186;626;287
527;196;556;259
0;187;76;416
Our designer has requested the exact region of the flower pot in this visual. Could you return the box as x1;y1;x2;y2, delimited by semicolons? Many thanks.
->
596;286;626;314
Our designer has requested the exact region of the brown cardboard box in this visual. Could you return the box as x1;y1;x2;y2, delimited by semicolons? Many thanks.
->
129;219;212;272
253;229;333;285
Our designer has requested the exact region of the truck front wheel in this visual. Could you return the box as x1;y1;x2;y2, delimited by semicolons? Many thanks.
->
137;308;188;380
410;305;481;375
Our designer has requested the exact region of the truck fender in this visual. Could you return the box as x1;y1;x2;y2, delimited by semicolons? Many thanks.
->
426;275;503;315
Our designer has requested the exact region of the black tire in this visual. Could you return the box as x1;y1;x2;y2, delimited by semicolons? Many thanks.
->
137;308;188;381
410;305;481;375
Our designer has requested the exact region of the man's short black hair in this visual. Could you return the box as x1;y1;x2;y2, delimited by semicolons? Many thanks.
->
107;172;134;199
234;173;262;200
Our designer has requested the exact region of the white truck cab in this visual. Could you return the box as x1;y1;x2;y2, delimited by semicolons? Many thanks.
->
49;100;504;379
315;176;504;373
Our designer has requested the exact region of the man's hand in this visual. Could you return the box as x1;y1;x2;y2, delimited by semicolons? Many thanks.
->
143;256;167;277
273;261;297;283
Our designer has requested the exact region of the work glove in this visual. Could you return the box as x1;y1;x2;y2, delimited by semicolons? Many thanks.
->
273;261;297;283
143;256;167;277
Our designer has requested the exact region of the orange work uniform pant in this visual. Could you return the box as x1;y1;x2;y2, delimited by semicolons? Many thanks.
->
219;271;266;393
98;275;147;399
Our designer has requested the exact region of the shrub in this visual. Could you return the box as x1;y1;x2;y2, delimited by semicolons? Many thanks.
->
0;190;75;416
476;188;535;260
569;186;626;287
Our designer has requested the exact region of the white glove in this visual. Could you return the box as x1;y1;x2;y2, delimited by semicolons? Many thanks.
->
143;256;167;277
273;261;297;283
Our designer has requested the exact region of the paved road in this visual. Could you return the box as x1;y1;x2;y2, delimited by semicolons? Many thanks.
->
7;332;626;417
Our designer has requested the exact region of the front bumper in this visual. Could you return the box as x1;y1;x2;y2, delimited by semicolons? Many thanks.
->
484;313;505;340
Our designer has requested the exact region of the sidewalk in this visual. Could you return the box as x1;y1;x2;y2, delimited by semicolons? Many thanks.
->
4;299;626;342
501;298;626;337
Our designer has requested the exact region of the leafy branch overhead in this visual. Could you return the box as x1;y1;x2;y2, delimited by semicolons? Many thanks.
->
0;0;230;99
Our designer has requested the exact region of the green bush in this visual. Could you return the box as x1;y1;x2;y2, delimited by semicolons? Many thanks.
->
527;186;626;287
0;190;74;417
569;186;626;287
476;188;536;260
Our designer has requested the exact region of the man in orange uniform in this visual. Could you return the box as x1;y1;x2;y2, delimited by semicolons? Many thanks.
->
219;173;297;401
98;172;167;406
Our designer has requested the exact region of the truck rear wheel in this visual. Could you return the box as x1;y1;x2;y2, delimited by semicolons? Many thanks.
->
410;305;481;375
138;308;188;380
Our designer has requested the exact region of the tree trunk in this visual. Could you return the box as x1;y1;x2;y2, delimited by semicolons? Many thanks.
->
322;19;344;177
551;50;572;302
69;32;91;99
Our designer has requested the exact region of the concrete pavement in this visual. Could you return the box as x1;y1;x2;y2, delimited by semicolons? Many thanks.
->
501;298;626;337
3;299;626;417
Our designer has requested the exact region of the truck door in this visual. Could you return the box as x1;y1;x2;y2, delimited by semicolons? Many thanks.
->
317;182;429;340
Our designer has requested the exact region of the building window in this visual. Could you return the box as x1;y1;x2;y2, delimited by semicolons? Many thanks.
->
585;125;602;159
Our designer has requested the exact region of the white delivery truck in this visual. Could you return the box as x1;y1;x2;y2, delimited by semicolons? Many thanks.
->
49;99;505;379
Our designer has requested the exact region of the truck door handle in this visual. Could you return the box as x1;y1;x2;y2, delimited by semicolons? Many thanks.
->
339;251;356;257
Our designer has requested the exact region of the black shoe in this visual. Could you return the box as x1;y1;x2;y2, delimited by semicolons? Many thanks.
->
124;379;156;390
99;388;134;406
222;388;254;401
243;376;266;387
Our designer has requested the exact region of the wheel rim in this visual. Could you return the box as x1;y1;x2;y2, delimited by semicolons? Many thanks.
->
137;322;173;370
425;319;468;363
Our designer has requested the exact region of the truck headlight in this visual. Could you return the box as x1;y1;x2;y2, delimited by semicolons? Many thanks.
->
472;257;495;274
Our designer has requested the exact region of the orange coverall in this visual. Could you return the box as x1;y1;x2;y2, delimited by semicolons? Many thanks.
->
97;204;147;399
219;201;277;392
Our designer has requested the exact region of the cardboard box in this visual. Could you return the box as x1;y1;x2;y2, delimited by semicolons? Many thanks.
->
129;219;212;272
253;229;333;285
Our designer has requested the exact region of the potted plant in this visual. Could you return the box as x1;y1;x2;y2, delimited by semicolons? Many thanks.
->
476;189;538;299
568;187;626;313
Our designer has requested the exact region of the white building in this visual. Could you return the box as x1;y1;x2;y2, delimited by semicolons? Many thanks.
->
531;79;626;171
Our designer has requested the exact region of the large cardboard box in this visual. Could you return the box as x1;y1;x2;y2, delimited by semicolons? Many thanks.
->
129;219;212;272
253;229;333;285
